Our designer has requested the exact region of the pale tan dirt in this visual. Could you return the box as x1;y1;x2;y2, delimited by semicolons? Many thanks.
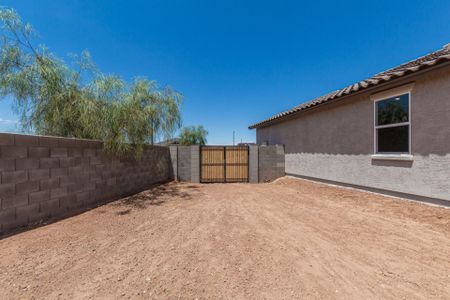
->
1;178;450;299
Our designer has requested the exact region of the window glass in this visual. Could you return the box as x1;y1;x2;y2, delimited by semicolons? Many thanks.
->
376;94;409;126
377;125;409;153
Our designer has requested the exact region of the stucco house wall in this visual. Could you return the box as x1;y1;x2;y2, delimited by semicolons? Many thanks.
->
256;66;450;202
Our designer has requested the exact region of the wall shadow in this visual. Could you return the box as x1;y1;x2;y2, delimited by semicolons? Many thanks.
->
113;182;195;211
371;159;413;168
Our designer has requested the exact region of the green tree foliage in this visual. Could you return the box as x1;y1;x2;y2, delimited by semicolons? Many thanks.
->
0;8;182;156
179;125;208;145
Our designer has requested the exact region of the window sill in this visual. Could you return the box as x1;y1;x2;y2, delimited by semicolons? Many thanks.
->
371;154;414;161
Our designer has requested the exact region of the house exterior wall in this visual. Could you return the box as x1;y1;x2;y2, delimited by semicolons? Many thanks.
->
256;67;450;202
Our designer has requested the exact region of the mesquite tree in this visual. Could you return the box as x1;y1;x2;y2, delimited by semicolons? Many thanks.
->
179;125;208;145
0;8;182;156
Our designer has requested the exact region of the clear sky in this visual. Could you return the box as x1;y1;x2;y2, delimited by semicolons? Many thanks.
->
1;1;450;144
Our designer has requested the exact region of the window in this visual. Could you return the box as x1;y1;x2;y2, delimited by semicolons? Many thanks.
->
374;93;410;154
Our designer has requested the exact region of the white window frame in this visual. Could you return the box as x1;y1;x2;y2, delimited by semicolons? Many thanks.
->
371;84;414;159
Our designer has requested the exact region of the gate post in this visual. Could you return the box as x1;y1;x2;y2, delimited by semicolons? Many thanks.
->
249;145;259;183
190;145;200;183
169;145;178;181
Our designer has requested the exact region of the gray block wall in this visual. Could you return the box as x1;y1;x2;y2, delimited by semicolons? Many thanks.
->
176;146;192;182
258;145;285;182
249;145;259;183
190;146;200;183
171;145;284;183
0;133;172;236
169;145;178;181
170;145;201;183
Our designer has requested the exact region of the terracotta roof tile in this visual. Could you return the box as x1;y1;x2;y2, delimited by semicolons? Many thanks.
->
249;45;450;129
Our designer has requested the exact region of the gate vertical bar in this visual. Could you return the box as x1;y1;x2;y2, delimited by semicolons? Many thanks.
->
223;146;227;183
247;146;250;183
200;145;202;183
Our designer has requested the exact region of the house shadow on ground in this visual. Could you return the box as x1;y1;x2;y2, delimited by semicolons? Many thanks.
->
112;182;197;214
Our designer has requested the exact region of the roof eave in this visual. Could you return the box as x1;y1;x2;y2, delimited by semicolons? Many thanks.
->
248;59;450;130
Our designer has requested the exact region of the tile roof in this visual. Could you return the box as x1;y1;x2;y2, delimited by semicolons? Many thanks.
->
249;44;450;129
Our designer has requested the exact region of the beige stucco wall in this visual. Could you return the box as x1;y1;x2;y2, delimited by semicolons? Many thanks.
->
256;66;450;201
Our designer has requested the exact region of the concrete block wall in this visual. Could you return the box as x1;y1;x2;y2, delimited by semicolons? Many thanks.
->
190;146;200;183
171;145;284;183
0;133;172;236
169;145;178;180
249;145;259;183
176;146;192;182
169;146;201;183
258;145;285;182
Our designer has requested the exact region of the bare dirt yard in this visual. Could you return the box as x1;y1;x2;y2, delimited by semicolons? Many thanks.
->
1;178;449;299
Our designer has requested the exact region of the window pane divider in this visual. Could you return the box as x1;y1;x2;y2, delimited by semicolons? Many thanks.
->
373;91;412;154
375;122;410;129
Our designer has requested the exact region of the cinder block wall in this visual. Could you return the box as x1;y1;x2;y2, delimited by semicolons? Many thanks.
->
190;146;200;183
0;133;173;236
258;145;285;182
176;146;192;182
248;145;259;183
171;145;285;183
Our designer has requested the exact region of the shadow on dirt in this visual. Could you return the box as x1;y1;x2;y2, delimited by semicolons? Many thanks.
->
114;183;197;212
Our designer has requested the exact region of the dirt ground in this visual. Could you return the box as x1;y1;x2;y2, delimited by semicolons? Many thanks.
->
0;178;449;299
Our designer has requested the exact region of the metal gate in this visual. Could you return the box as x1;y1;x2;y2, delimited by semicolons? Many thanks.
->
200;146;249;183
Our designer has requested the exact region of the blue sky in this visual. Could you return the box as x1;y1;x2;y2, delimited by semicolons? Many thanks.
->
1;1;450;144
